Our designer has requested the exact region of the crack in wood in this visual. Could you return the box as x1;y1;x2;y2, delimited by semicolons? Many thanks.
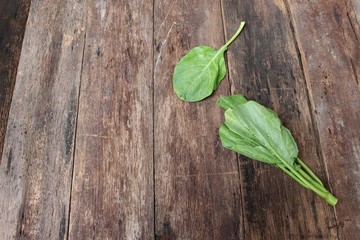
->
66;29;87;240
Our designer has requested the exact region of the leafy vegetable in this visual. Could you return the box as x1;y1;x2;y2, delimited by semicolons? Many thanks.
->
173;22;245;102
218;94;338;206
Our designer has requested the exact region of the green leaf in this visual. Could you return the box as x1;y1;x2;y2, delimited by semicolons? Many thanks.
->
173;46;227;102
173;22;245;102
221;99;298;167
219;124;278;165
216;55;227;87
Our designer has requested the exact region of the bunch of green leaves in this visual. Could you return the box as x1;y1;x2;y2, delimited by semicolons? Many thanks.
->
217;94;338;206
173;22;245;102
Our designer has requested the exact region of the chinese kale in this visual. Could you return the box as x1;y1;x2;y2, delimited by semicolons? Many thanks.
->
217;94;338;206
171;21;337;206
173;22;245;102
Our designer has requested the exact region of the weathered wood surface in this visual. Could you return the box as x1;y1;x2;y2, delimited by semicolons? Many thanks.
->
288;1;360;238
154;1;241;239
0;0;86;238
1;0;359;239
68;1;154;239
0;0;30;160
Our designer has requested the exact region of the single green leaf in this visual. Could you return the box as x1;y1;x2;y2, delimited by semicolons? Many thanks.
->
173;22;245;102
173;46;226;102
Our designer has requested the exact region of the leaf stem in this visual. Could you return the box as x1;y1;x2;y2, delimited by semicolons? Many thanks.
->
299;169;338;206
296;158;324;186
297;169;327;193
271;151;337;206
224;21;246;49
278;165;308;189
282;162;338;206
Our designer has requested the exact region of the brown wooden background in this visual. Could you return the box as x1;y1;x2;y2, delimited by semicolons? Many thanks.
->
1;0;360;239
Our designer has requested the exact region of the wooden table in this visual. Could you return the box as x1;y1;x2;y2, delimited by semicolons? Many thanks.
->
1;0;359;239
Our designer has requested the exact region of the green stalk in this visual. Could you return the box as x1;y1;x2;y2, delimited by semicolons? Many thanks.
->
278;165;308;189
225;21;246;48
283;164;338;206
270;151;337;206
201;22;246;78
299;170;338;206
298;168;327;193
222;22;246;50
296;158;324;186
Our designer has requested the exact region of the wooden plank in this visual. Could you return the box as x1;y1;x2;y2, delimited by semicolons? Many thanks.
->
0;0;86;238
0;0;30;161
352;0;360;22
287;0;360;238
222;0;338;238
68;1;154;239
154;1;242;239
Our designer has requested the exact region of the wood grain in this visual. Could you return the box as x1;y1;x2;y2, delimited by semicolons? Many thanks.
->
154;0;242;239
0;0;86;238
222;0;338;238
287;0;360;238
0;0;359;239
68;1;154;239
0;0;30;161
